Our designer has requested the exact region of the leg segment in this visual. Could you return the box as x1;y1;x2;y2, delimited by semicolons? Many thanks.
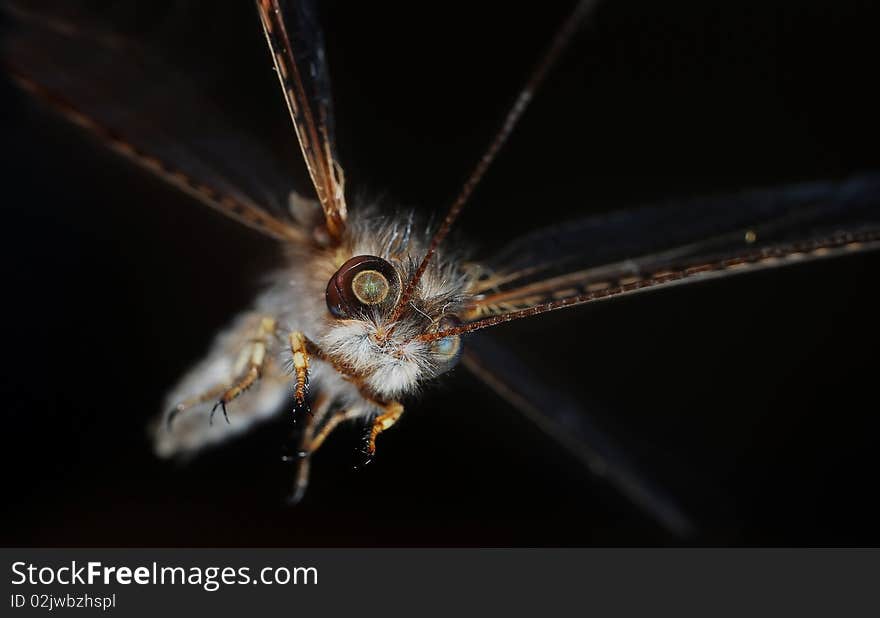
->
288;331;311;407
308;407;363;454
365;401;405;458
289;396;362;504
211;317;277;424
166;383;229;429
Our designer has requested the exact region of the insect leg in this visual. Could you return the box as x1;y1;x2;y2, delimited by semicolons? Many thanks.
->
212;317;277;424
289;331;317;407
288;393;330;504
165;383;231;429
290;397;362;504
307;407;363;454
364;401;405;460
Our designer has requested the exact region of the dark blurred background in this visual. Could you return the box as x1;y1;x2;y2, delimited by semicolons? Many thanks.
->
1;0;879;546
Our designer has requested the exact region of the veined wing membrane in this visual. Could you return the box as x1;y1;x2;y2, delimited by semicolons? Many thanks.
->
467;175;880;320
256;0;347;241
460;176;880;533
3;1;305;242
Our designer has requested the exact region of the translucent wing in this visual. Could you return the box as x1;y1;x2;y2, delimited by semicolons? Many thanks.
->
3;1;306;242
463;335;695;537
256;0;347;241
466;175;880;322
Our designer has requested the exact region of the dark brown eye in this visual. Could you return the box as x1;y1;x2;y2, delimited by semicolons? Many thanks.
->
326;255;401;318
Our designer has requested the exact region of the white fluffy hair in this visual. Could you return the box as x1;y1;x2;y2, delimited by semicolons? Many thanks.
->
153;205;474;457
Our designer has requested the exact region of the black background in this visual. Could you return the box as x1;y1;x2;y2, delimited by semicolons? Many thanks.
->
2;0;879;546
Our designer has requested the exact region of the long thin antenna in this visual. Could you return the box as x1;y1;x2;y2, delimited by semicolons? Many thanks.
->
418;229;880;342
388;0;601;324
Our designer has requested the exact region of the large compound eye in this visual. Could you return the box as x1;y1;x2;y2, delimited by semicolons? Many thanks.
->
430;316;463;367
326;255;401;318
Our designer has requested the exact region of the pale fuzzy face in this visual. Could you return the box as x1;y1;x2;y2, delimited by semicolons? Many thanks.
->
311;209;471;400
319;319;432;399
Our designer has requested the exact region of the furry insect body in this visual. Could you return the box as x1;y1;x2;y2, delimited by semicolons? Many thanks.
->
154;205;473;498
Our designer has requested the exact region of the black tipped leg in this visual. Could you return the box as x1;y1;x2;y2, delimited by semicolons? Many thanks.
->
210;400;230;426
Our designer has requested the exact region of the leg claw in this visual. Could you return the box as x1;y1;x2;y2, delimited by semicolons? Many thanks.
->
210;400;230;426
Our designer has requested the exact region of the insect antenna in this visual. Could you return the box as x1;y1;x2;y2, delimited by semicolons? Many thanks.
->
387;0;602;325
418;229;880;342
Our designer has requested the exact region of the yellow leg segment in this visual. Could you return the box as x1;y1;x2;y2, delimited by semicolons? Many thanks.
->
365;401;405;457
288;331;310;407
213;317;276;424
166;317;278;428
166;383;229;429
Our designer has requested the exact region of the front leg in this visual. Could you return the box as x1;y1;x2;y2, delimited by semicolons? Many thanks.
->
156;310;295;459
364;401;405;459
289;397;364;504
212;316;277;424
287;331;331;408
288;331;310;407
166;383;229;429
